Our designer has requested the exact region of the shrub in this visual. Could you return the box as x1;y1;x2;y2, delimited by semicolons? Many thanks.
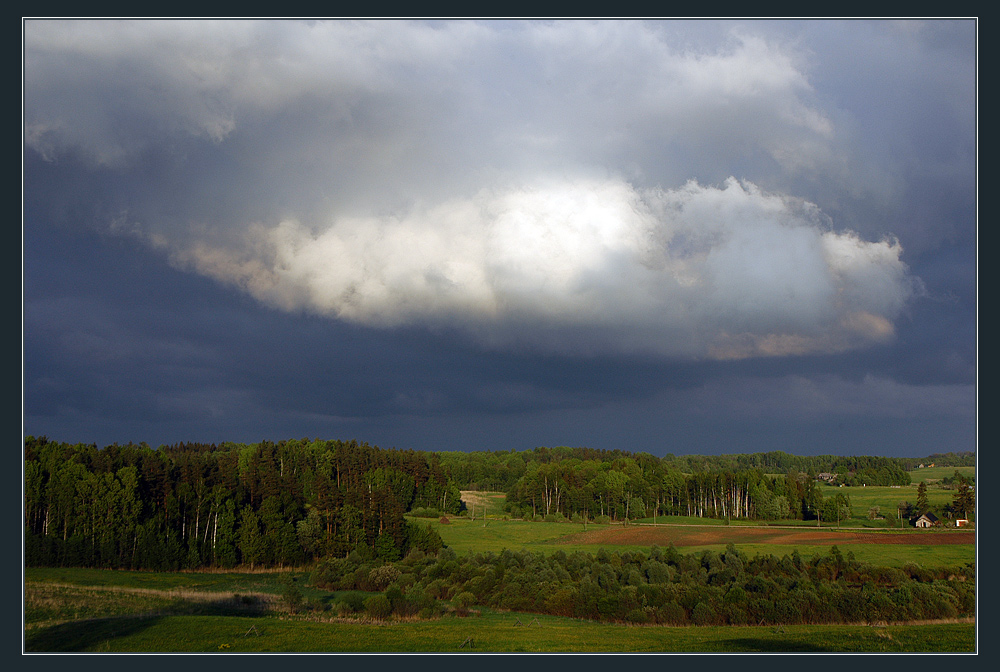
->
544;587;577;617
453;591;476;614
691;601;719;625
337;591;367;614
281;575;304;613
625;608;652;624
311;557;350;590
723;603;749;625
403;548;426;564
369;564;402;591
657;601;687;625
419;605;442;619
643;560;674;583
723;585;747;605
365;593;392;619
404;586;435;615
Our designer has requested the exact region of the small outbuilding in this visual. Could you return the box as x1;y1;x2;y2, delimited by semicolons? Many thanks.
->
914;512;939;528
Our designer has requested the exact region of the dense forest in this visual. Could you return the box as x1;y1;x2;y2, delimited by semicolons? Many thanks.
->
23;436;973;571
23;437;458;570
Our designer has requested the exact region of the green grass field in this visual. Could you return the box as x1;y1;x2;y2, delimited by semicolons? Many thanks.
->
908;466;975;482
25;605;975;653
820;482;964;519
421;516;974;569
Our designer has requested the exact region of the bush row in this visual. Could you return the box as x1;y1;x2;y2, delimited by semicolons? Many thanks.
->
310;543;974;625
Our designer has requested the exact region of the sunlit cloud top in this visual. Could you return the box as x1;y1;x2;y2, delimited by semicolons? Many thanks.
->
24;20;932;359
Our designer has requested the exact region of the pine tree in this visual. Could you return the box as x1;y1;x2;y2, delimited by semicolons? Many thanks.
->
916;481;929;514
953;475;975;519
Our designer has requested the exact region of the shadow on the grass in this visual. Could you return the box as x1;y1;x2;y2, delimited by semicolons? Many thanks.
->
26;615;163;652
25;594;275;651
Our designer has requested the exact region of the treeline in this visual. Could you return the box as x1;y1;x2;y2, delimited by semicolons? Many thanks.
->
897;452;977;470
437;446;934;496
311;544;975;626
502;457;854;523
436;446;912;523
663;451;917;486
24;436;457;570
23;436;974;570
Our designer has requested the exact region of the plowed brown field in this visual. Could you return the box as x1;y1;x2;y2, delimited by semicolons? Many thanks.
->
558;525;974;547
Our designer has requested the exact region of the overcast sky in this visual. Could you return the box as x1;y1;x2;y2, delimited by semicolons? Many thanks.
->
22;19;977;457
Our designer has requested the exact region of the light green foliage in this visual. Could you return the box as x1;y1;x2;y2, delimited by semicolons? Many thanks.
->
453;591;476;610
296;509;323;557
368;564;401;590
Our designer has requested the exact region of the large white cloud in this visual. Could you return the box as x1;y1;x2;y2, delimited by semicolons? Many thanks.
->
24;20;925;359
164;177;919;358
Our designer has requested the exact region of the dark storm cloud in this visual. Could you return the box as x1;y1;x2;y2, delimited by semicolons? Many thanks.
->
23;19;976;455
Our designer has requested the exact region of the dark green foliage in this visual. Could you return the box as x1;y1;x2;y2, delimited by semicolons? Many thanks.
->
281;575;304;613
364;593;392;619
951;473;975;519
917;482;929;514
23;437;453;571
481;446;931;524
317;544;974;627
337;591;367;613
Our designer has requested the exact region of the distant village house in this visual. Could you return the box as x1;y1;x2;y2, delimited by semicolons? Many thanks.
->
914;512;939;528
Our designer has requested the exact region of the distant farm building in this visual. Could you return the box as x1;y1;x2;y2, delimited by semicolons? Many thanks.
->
816;472;836;483
914;513;939;528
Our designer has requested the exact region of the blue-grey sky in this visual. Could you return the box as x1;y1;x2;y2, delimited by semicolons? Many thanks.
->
23;19;977;456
